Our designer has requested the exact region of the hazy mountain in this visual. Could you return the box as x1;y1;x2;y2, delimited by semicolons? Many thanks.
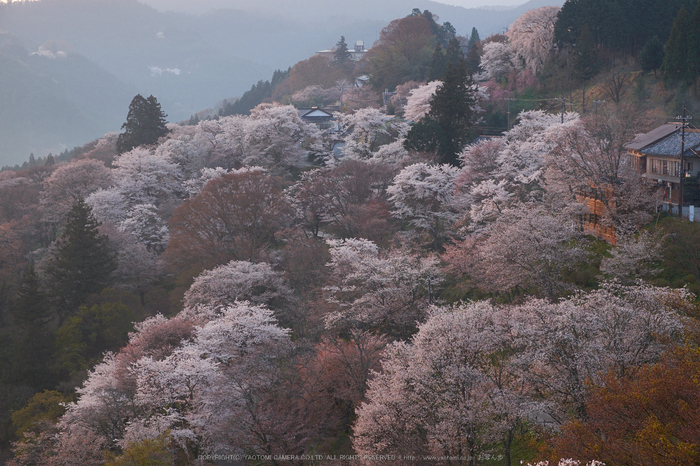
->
0;33;136;166
0;0;563;166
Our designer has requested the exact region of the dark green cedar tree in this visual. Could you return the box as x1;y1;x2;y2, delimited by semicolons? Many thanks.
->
116;94;169;154
10;265;56;389
662;6;691;83
404;60;477;165
574;24;601;113
429;42;446;80
46;199;117;321
334;36;352;65
640;36;665;77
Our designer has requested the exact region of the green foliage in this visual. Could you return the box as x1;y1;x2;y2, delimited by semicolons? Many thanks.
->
116;94;169;154
574;24;601;82
465;41;481;74
662;6;692;83
405;61;477;165
429;42;446;81
467;27;480;52
554;0;695;55
654;217;700;295
11;390;68;437
333;36;352;65
9;266;57;390
54;302;135;375
640;36;665;74
219;68;289;117
104;435;174;466
46;199;117;319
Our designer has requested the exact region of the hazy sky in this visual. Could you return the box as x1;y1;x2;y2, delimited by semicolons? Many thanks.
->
0;0;529;6
434;0;531;7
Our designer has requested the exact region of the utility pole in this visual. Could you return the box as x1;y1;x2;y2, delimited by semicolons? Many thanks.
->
593;99;605;116
505;98;515;131
677;106;693;218
555;98;570;124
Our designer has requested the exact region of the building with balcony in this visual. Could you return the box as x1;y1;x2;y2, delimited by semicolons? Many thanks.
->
625;123;700;214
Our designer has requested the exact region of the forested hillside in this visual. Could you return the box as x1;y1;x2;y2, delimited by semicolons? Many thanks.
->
2;1;700;465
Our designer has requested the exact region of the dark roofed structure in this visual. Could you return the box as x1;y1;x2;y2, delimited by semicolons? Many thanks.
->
626;123;700;214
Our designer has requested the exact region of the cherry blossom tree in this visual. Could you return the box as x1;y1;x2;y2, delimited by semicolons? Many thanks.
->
506;6;560;73
338;108;408;161
354;301;533;465
458;110;579;233
152;124;208;179
514;283;688;421
182;167;230;198
600;232;662;282
245;103;322;168
181;260;294;326
323;238;441;338
471;205;587;300
479;41;516;81
544;109;660;236
118;204;170;254
40;159;112;227
100;223;163;303
85;188;129;225
111;147;183;207
403;80;441;122
457;138;504;187
387;162;460;250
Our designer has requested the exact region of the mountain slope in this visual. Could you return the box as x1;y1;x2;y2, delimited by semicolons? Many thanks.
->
0;34;136;166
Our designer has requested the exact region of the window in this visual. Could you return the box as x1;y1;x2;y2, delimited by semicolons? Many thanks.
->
650;159;661;174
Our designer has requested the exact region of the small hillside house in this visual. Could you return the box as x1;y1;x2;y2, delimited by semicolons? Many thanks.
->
317;40;368;62
625;123;700;214
297;107;338;130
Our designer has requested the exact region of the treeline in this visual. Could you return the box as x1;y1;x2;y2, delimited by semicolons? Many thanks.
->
554;0;696;55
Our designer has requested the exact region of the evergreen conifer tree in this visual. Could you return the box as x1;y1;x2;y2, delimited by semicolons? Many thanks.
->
334;36;352;65
405;60;477;165
467;27;480;52
640;36;665;77
574;24;601;113
11;265;56;389
116;94;169;154
429;42;446;80
445;37;464;69
686;3;700;85
662;6;691;83
46;199;117;320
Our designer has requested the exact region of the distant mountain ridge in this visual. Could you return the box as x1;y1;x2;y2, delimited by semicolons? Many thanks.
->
0;0;563;166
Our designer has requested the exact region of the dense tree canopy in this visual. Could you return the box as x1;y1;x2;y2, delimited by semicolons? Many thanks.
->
45;199;117;319
404;61;479;165
554;0;696;55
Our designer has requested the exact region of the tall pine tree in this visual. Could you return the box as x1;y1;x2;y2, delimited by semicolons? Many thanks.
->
574;24;601;113
10;265;56;389
405;60;477;165
662;6;691;83
640;36;665;77
46;199;117;321
686;2;700;87
116;94;169;154
334;36;352;65
429;42;446;80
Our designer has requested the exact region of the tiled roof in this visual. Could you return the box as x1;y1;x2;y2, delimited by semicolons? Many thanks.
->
624;124;679;151
641;129;700;158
